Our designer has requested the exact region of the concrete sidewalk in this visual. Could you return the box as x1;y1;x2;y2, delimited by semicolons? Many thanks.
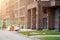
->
0;30;34;40
29;35;60;39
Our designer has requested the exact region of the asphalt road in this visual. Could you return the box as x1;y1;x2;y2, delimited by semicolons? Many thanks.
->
0;30;33;40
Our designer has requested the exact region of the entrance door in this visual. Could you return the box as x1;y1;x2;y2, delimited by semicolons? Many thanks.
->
43;18;47;29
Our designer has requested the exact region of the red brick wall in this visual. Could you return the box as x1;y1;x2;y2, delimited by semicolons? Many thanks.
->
32;8;36;29
27;9;31;29
38;6;43;30
48;8;55;30
26;0;34;5
38;1;50;7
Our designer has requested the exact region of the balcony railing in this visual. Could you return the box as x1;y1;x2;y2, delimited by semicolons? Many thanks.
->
34;0;60;1
41;0;49;1
50;0;60;1
50;0;60;6
51;0;55;6
55;0;60;1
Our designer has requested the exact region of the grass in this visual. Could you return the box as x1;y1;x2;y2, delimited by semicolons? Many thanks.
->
39;37;60;40
18;30;60;36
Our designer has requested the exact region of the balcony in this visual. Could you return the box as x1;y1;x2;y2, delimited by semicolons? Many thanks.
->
51;1;55;6
50;0;60;6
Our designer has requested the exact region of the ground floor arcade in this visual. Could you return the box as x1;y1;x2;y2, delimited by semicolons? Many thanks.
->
27;6;60;30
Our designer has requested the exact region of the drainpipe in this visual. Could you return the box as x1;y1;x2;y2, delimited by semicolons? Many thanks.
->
18;0;20;26
36;5;38;30
31;9;32;29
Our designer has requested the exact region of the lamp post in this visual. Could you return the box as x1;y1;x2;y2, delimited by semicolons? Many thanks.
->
18;0;20;24
18;0;20;29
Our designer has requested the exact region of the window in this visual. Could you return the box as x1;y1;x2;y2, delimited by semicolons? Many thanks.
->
43;8;47;14
34;0;40;2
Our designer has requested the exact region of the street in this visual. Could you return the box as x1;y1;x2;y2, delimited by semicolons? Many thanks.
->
0;30;33;40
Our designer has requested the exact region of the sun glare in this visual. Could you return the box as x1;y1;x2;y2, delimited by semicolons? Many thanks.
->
0;0;1;4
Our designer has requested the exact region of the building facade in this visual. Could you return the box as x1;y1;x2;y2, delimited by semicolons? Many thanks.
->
0;0;7;28
6;0;19;26
6;0;60;30
26;0;60;30
6;0;27;28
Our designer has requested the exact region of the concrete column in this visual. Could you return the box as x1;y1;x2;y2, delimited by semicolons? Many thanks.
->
31;9;32;29
36;7;38;30
59;8;60;30
59;9;60;30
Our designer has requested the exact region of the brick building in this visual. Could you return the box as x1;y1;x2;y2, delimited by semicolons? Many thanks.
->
20;0;27;28
6;0;60;30
6;0;18;20
6;0;19;26
25;0;60;30
6;0;27;28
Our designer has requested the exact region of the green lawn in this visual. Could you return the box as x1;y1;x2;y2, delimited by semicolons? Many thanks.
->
18;30;60;36
39;37;60;40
